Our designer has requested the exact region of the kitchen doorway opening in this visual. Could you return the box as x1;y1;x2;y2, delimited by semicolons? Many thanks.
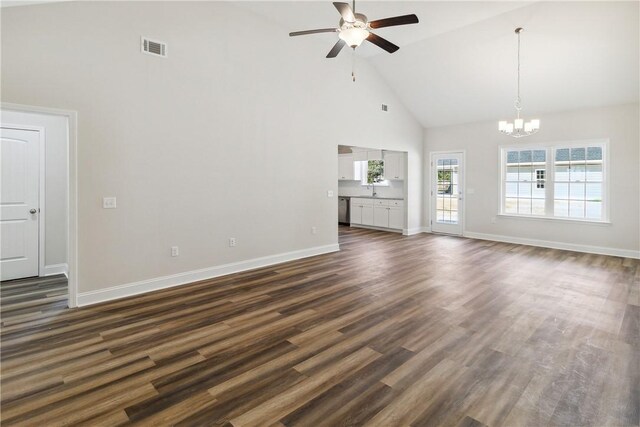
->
337;145;408;237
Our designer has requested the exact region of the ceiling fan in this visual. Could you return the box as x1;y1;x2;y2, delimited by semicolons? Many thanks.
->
289;1;419;58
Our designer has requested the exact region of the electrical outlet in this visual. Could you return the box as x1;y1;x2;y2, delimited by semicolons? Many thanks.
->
102;197;117;209
311;226;317;235
171;246;179;257
229;237;236;247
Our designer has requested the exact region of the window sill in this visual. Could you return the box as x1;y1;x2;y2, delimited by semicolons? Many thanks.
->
497;214;611;226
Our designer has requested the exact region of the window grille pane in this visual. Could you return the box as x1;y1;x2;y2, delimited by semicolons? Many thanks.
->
505;182;518;197
533;150;546;163
586;183;602;201
507;151;519;163
586;201;602;219
569;183;585;200
518;166;533;181
569;200;585;218
532;184;545;199
570;148;586;161
506;166;519;181
586;164;602;181
570;164;586;181
532;199;545;215
519;150;532;163
554;200;569;217
518;198;532;215
554;183;569;199
556;148;570;161
587;146;602;160
555;164;569;181
505;198;518;214
518;182;532;197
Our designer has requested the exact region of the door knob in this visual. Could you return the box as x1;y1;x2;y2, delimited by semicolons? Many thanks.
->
29;209;37;214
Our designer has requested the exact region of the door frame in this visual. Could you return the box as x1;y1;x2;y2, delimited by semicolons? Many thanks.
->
1;124;46;278
429;150;466;235
2;102;79;308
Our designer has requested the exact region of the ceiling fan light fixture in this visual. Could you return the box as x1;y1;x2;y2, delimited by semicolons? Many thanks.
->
338;27;370;47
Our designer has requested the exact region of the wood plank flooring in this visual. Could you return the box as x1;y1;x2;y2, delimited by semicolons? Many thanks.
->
1;226;638;426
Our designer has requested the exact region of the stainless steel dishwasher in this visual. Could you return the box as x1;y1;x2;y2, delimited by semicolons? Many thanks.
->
338;197;350;225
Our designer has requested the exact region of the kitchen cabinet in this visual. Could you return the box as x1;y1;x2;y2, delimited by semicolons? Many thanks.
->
361;205;374;226
353;151;368;161
384;152;404;180
338;154;354;180
350;202;362;224
351;198;404;230
374;206;389;227
389;206;403;229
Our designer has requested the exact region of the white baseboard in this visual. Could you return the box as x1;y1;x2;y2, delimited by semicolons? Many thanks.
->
42;263;68;277
403;227;429;236
464;231;640;259
76;244;340;307
351;224;402;234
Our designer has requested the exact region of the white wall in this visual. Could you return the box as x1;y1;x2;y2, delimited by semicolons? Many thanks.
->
1;1;423;295
424;103;640;256
1;110;68;269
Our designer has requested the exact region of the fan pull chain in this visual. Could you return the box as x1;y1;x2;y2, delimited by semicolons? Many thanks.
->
352;49;356;82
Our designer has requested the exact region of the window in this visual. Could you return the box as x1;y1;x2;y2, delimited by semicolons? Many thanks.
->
504;149;546;215
553;146;603;220
500;141;607;221
436;158;459;223
355;160;388;186
536;170;545;188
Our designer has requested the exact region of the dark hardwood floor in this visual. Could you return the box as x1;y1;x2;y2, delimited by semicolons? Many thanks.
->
1;226;638;426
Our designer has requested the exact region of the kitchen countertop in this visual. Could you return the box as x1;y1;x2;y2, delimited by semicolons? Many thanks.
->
338;196;404;201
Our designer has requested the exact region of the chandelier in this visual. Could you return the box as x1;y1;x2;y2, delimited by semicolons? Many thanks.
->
499;28;540;138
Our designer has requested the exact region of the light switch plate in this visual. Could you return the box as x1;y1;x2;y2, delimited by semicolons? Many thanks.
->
103;197;117;209
327;190;334;197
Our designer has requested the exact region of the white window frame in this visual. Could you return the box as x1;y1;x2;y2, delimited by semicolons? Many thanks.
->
499;139;610;224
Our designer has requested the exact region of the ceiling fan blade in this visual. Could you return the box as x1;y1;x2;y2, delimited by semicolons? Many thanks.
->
333;2;355;22
369;14;419;29
366;32;399;53
289;28;338;37
326;39;347;58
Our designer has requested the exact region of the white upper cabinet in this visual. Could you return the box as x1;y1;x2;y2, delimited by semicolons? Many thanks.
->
352;151;368;161
384;152;404;180
368;150;383;161
338;154;354;180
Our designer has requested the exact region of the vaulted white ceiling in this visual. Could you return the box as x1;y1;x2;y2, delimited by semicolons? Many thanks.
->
241;1;639;128
6;1;638;128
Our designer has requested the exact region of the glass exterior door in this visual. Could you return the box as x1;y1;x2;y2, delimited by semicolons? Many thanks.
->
431;152;464;235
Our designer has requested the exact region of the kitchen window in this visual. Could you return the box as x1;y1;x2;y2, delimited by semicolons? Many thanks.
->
355;160;389;186
500;141;608;222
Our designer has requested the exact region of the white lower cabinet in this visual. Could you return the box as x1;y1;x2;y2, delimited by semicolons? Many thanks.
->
350;198;404;230
350;204;362;224
374;206;389;227
389;207;403;229
361;205;374;226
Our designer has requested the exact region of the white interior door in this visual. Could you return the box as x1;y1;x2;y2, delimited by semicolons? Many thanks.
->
431;152;464;235
1;127;40;281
